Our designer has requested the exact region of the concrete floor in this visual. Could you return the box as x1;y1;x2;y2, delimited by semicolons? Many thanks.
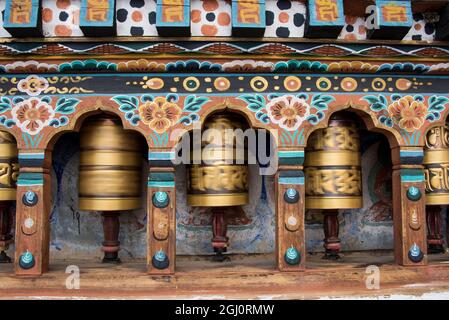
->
1;251;449;299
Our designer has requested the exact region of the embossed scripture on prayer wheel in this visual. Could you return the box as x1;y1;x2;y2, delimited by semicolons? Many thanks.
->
0;131;18;201
78;116;143;211
424;125;449;205
305;115;363;209
187;112;249;207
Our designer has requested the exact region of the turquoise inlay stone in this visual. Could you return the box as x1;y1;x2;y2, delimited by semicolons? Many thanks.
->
408;243;424;263
19;251;35;270
152;191;170;208
284;247;300;265
406;186;421;201
284;188;299;204
152;249;169;270
22;191;38;207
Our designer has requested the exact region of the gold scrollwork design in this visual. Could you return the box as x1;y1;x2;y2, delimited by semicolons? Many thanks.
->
47;76;59;84
44;86;93;94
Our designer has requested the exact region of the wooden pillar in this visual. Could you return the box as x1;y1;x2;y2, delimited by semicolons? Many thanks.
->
147;150;176;275
14;150;51;276
392;147;427;266
276;150;305;271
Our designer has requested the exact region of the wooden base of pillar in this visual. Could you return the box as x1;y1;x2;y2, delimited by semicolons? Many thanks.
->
101;212;121;264
0;201;13;264
211;208;229;262
323;210;341;260
426;205;444;254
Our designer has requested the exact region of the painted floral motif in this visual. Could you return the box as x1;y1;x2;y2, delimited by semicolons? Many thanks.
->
0;96;80;139
112;94;209;133
11;97;55;135
363;94;449;143
17;75;49;96
239;93;334;132
387;96;427;132
266;95;311;131
139;97;182;134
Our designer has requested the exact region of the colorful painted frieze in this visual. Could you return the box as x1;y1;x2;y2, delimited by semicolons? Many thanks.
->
305;0;344;38
156;0;190;36
367;0;413;40
3;0;42;37
231;0;265;37
79;0;116;36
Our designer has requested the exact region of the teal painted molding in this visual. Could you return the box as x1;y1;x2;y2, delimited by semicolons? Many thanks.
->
148;171;175;188
17;172;44;187
279;176;305;185
278;150;304;166
400;169;425;183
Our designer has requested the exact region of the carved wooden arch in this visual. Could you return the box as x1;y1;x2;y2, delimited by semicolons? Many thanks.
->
302;103;402;150
43;97;150;151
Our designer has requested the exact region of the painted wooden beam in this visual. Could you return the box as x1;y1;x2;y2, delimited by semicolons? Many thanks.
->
147;167;176;275
3;0;42;37
79;0;116;37
231;0;266;37
276;165;306;272
392;147;427;266
14;150;51;276
366;0;413;40
156;0;191;37
305;0;345;39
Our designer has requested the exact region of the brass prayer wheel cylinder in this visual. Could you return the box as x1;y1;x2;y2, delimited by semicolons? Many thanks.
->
304;116;363;210
0;131;18;201
424;125;449;205
187;113;249;207
78;116;143;211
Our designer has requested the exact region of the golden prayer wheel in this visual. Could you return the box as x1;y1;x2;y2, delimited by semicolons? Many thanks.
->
424;125;449;205
78;115;143;211
304;115;363;210
0;131;18;201
187;112;249;207
0;130;18;263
